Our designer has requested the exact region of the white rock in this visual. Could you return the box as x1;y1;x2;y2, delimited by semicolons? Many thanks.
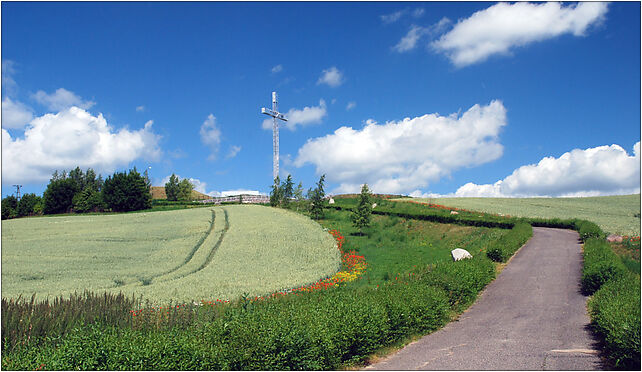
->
329;198;335;204
372;203;377;208
450;210;459;215
451;248;472;261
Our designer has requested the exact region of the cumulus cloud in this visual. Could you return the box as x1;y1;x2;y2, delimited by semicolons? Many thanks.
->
316;67;344;87
294;100;507;194
432;2;608;67
199;114;222;161
2;97;34;129
262;99;327;131
2;107;162;185
454;142;641;198
32;88;96;111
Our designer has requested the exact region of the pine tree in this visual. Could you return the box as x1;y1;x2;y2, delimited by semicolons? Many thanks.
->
269;176;282;207
351;183;372;235
281;174;294;207
309;174;326;220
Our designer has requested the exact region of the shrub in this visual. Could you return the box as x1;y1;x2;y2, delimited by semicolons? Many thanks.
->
588;272;641;370
485;222;533;262
574;220;605;241
581;238;628;295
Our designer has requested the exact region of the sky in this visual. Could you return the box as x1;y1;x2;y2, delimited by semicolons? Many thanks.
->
1;1;640;198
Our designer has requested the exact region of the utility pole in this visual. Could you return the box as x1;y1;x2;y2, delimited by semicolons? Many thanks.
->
261;92;288;181
12;184;22;201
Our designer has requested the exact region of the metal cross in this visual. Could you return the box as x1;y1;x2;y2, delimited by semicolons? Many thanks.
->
261;92;288;181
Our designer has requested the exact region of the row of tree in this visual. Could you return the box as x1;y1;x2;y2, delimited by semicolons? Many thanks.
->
268;174;374;233
1;167;152;219
164;174;194;201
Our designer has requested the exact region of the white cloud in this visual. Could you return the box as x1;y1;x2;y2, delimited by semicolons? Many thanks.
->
346;101;356;111
32;88;96;111
262;99;327;131
432;2;609;67
226;145;242;159
2;97;34;129
454;142;641;198
393;25;429;52
2;60;18;94
199;114;222;161
412;8;425;18
381;10;404;24
136;105;145;112
316;67;344;87
294;100;507;194
2;107;162;185
271;64;283;74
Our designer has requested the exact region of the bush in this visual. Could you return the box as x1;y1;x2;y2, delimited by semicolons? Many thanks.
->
581;238;628;295
574;220;605;241
419;256;496;311
486;222;533;262
588;272;641;370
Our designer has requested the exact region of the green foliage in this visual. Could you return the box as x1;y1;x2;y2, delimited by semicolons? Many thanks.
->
419;256;496;312
588;272;641;370
581;238;628;295
165;174;180;201
309;174;326;220
16;193;41;217
2;195;18;220
43;177;78;214
269;176;282;207
351;184;372;234
178;178;194;201
281;175;294;207
294;182;304;202
102;168;151;212
574;220;605;241
72;187;105;213
485;222;533;262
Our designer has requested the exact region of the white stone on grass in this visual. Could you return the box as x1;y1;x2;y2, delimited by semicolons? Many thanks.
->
451;248;472;261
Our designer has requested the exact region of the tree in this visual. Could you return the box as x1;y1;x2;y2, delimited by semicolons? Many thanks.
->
178;178;194;201
103;168;151;212
281;175;294;207
43;177;78;214
269;176;282;207
351;183;373;234
165;174;180;201
309;174;326;220
2;196;18;220
294;182;304;202
17;193;41;217
73;187;105;213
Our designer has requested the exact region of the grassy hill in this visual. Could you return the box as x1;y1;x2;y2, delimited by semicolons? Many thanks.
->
398;194;641;236
150;186;211;200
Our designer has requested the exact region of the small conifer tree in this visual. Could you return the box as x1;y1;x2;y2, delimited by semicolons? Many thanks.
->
351;183;372;234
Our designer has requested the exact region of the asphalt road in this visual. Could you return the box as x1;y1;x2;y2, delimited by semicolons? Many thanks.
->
366;227;604;370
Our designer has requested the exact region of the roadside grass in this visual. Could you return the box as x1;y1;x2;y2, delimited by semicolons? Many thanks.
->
402;194;640;236
317;208;508;286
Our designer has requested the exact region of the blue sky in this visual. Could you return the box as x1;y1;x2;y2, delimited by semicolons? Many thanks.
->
2;1;640;198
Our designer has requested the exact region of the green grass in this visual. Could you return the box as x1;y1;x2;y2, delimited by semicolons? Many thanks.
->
402;194;640;236
1;205;339;305
316;208;508;287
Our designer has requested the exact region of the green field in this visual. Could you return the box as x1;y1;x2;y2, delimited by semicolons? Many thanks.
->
401;194;641;236
1;205;340;304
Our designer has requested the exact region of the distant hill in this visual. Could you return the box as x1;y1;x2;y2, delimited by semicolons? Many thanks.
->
150;186;211;200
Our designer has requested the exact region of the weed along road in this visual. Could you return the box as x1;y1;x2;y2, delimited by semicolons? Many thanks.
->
367;227;603;370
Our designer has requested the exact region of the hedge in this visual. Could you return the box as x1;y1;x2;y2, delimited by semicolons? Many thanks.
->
581;238;628;295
